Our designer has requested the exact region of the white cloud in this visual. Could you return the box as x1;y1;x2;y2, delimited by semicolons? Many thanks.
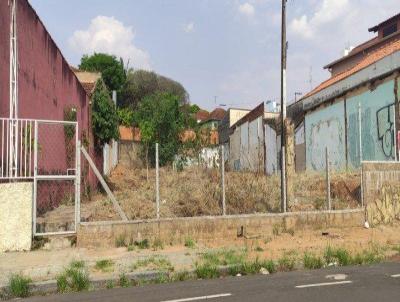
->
69;16;151;70
238;3;255;17
289;0;350;39
183;22;195;33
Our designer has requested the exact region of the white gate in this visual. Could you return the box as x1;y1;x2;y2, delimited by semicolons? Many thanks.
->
0;118;80;236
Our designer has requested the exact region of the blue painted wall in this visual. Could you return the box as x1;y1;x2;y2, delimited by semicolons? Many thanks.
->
346;80;396;168
305;100;346;170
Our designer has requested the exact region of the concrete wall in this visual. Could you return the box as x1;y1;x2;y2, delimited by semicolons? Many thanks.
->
363;162;400;226
103;140;118;175
305;99;346;170
295;122;306;172
347;80;396;168
0;182;32;252
77;209;364;248
265;123;278;175
119;141;143;168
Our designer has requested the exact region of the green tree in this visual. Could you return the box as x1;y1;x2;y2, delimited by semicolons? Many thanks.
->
92;80;119;146
134;92;185;166
117;107;135;127
120;70;189;109
79;53;126;93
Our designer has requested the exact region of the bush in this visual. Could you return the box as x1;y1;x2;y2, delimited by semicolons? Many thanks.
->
134;239;150;249
119;274;131;288
57;263;90;293
8;274;31;298
263;260;277;274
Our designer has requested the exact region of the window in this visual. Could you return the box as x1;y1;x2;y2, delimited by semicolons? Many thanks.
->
383;23;398;37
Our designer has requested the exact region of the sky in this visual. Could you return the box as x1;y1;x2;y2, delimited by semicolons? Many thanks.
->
29;0;397;110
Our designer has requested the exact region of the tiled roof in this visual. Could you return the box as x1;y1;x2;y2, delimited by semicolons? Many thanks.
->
196;110;210;121
304;38;400;99
80;82;96;96
208;108;226;121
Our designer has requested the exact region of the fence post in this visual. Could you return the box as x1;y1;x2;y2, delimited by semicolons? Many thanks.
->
359;102;364;208
221;145;226;216
325;147;331;210
156;143;160;219
75;139;81;226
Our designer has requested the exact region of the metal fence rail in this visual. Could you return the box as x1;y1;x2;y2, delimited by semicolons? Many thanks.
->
0;118;35;179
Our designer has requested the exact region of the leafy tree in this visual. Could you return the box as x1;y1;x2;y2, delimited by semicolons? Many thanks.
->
120;70;189;109
79;53;126;93
134;92;185;166
91;80;119;146
189;104;201;114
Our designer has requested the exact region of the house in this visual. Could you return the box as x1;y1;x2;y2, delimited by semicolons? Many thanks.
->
218;108;251;145
298;13;400;171
228;102;280;174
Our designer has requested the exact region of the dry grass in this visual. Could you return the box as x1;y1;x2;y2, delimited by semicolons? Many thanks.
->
85;165;361;221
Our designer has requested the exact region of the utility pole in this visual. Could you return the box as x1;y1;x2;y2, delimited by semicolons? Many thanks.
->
280;0;288;213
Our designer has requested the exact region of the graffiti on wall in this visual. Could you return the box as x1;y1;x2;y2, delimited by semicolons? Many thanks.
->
376;103;395;158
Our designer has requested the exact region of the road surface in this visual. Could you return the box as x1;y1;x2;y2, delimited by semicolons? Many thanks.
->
26;262;400;302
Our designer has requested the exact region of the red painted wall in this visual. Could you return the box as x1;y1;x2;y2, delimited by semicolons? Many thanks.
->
0;1;101;205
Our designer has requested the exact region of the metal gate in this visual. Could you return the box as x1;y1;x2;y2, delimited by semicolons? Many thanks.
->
33;119;80;236
0;118;80;236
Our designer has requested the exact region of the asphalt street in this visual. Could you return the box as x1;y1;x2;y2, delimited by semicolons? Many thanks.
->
26;262;400;302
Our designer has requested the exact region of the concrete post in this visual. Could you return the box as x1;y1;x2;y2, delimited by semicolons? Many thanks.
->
156;143;160;219
325;147;331;210
221;145;226;216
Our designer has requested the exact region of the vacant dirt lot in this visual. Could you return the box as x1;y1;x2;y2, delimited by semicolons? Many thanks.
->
83;165;361;221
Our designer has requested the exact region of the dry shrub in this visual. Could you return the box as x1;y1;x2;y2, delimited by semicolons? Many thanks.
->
87;165;361;221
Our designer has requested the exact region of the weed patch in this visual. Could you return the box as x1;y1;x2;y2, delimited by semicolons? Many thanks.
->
119;274;131;288
95;259;114;272
303;253;324;270
132;256;173;272
8;274;31;298
57;262;90;293
184;237;196;248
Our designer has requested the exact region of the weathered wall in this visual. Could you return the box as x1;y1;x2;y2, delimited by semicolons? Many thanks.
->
77;209;364;248
347;79;396;168
0;2;10;118
363;162;400;226
230;117;265;173
0;0;99;187
265;124;278;175
119;141;144;168
0;182;32;252
305;99;346;170
295;122;306;172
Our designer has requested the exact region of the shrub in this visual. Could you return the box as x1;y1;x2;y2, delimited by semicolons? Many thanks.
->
106;280;115;289
119;274;131;288
334;248;351;266
303;253;324;270
57;263;90;293
8;274;31;298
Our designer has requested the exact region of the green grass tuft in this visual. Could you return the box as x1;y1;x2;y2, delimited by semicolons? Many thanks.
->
119;274;131;288
184;237;196;249
56;262;90;293
8;274;31;298
95;259;114;272
303;253;324;270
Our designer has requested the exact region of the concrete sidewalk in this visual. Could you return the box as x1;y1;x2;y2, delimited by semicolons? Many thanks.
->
0;244;197;287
